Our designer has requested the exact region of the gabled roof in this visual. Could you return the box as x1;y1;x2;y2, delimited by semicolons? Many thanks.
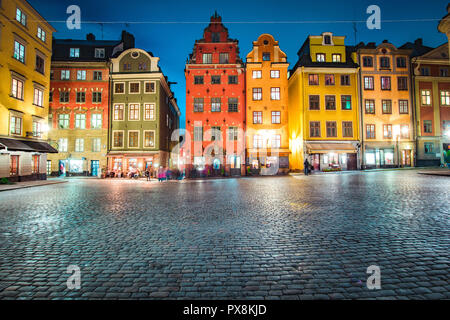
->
399;39;434;58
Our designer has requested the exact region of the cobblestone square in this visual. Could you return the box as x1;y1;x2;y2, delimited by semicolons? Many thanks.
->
0;170;448;300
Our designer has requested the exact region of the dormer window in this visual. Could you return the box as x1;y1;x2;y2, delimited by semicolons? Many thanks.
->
95;48;105;58
262;52;271;61
70;48;80;58
332;54;341;62
212;32;220;43
324;35;331;45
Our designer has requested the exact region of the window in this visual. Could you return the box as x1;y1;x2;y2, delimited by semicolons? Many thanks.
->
93;71;102;80
14;41;25;63
32;155;40;174
423;120;432;133
95;48;105;58
91;113;102;129
399;100;409;114
341;95;352;110
92;92;102;103
383;124;392;138
325;74;335;85
70;48;80;58
343;122;353;137
10;155;19;176
271;87;280;100
128;132;139;148
253;111;262;124
123;63;131;71
194;98;204;112
271;70;280;78
364;76;374;90
75;139;84;152
228;127;239;141
421;90;431;105
309;95;320;110
252;70;262;79
210;126;221;141
424;142;434;154
75;113;86;129
59;138;68;152
382;100;392;114
366;124;376;139
440;91;450;106
401;125;409;139
114;83;124;94
396;57;406;68
194;126;203;141
262;52;271;61
365;99;375;114
33;88;44;106
440;68;448;77
398;77;408;91
380;57;390;69
309;74;319;85
114;104;124;120
219;53;229;64
92;138;101;152
113;131;123;147
324;35;331;44
420;67;430;76
128;104;140;120
36;55;45;74
341;75;350;86
310;121;320;137
271;135;281;148
381;76;391;90
271;111;281;124
228;75;238;84
76;92;86;103
16;8;27;26
145;82;155;93
194;76;204;84
203;53;212;64
211;76;221;84
77;70;86;80
58;114;69;129
10;115;22;135
212;32;220;42
363;56;373;67
144;104;155;120
59;91;69;103
61;70;70;80
211;98;221;112
11;78;24;100
37;28;46;42
253;135;264;148
129;82;140;93
144;131;155;147
332;54;341;62
316;53;325;62
49;92;53;102
326;121;337;137
325;95;336;110
228;98;238;112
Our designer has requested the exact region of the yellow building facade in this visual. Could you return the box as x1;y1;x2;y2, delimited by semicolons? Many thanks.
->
289;33;360;171
357;42;415;168
246;34;289;174
0;0;56;181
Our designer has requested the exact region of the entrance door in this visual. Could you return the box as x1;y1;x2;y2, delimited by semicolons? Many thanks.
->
313;154;320;171
91;160;100;176
229;156;241;176
347;153;357;170
402;150;411;167
59;160;67;176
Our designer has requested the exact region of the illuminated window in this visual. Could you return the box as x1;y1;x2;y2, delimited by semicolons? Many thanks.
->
309;74;319;85
253;111;262;124
91;113;102;129
271;111;281;124
16;8;27;26
271;87;280;100
128;104;140;120
75;138;84;152
114;105;124;120
440;91;450;105
421;90;431;105
144;104;155;120
252;70;262;79
70;48;80;58
75;113;86;129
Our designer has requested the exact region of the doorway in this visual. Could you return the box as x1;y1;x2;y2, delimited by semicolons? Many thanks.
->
347;154;357;170
91;160;100;176
402;150;411;167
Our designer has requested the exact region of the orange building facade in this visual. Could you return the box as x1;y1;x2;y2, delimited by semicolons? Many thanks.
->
245;34;289;175
185;13;246;177
357;41;415;168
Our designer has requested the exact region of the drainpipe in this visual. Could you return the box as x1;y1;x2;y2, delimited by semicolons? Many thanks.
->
357;52;365;170
411;57;418;167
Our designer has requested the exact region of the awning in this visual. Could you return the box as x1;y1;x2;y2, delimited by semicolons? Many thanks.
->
0;138;58;153
306;143;356;154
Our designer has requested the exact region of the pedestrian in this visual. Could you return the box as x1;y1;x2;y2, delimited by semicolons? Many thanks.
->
145;169;150;181
304;158;310;176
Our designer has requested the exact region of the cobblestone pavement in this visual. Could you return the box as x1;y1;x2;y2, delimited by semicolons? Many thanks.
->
0;170;448;300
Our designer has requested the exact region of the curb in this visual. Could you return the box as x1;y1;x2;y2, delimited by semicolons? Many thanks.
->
0;180;68;192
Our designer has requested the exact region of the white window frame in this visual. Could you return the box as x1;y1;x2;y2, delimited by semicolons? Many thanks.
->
143;130;156;148
75;138;84;152
114;82;125;94
91;113;102;129
61;70;70;80
128;103;140;121
11;77;24;100
113;104;125;121
144;81;156;93
144;103;155;121
75;113;86;129
10;114;23;136
129;82;140;94
112;130;124;148
59;138;68;152
271;87;281;100
270;70;280;78
252;70;262;79
77;70;87;80
94;48;105;58
16;8;27;26
202;53;212;64
92;138;101;152
128;130;140;149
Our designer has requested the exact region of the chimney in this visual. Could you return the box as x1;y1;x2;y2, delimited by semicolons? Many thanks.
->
121;30;135;49
86;33;95;41
414;38;423;46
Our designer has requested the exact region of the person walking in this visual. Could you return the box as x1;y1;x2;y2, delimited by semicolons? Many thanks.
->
304;158;310;176
145;169;150;181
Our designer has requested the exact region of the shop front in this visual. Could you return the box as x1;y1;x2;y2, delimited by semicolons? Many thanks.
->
107;153;165;178
305;142;358;171
247;150;290;175
363;142;414;168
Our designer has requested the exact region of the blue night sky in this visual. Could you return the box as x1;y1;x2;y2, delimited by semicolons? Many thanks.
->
29;0;450;127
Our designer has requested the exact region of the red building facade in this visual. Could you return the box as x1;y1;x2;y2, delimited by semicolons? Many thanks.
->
185;13;246;177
